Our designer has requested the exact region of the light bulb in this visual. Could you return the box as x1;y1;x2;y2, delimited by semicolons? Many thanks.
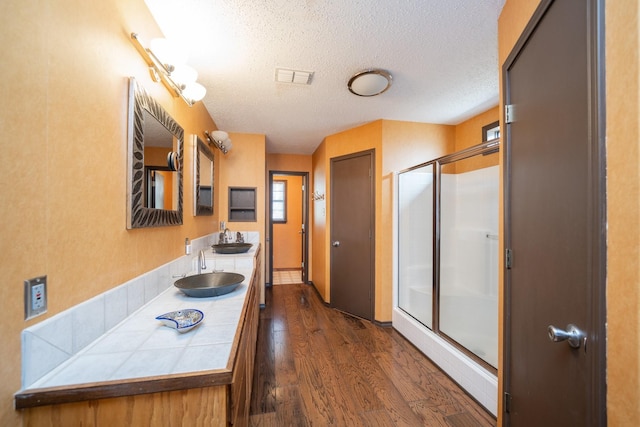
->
211;130;229;141
171;64;198;86
182;82;206;103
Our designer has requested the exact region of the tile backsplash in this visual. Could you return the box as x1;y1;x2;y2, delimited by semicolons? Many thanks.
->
20;232;259;390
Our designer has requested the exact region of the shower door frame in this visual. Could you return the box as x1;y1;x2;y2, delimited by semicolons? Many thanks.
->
397;139;500;373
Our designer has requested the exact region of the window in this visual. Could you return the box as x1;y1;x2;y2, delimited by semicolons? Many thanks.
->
272;180;287;223
482;120;501;142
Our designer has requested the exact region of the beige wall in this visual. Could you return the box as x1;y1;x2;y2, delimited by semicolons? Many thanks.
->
498;0;640;424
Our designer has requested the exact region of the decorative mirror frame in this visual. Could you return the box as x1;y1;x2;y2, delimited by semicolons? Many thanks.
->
194;136;214;216
127;77;184;228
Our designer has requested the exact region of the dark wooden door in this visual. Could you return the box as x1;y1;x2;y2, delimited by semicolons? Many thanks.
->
330;150;374;320
503;0;606;425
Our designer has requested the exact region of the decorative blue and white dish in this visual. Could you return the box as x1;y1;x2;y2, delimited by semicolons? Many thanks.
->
156;309;204;333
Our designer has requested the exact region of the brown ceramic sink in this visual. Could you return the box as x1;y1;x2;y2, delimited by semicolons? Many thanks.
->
174;272;245;297
211;243;252;254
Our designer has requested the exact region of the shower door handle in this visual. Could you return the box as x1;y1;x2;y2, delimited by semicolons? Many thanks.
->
548;324;586;349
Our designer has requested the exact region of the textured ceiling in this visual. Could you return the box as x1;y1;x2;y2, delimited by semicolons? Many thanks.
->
144;0;506;154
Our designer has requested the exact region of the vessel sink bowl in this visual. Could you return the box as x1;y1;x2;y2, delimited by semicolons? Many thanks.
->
211;243;252;254
174;272;245;297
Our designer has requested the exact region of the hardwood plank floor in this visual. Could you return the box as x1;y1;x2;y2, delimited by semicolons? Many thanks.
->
250;283;496;427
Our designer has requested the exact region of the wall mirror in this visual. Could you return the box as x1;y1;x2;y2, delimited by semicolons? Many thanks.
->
194;135;214;216
127;77;184;228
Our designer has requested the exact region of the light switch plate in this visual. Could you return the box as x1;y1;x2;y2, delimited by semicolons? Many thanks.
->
25;276;47;320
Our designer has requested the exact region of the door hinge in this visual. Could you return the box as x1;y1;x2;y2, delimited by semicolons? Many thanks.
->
504;392;512;413
505;104;515;124
506;248;513;269
301;261;304;268
302;184;305;191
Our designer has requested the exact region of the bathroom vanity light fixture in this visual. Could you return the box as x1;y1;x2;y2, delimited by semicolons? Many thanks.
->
130;33;206;106
348;69;393;97
204;130;233;154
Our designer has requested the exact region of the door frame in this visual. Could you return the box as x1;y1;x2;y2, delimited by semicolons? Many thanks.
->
502;0;607;424
329;149;375;320
268;170;310;286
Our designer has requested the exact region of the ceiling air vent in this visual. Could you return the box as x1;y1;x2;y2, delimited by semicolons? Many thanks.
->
275;68;313;85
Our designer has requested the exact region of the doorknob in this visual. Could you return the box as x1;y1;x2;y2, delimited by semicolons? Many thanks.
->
332;241;340;247
547;324;585;349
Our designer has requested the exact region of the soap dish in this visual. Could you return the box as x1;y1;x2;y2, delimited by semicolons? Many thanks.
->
156;309;204;333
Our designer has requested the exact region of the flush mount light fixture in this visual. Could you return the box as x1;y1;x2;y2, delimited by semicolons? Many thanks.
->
130;33;206;106
348;69;393;97
204;130;233;154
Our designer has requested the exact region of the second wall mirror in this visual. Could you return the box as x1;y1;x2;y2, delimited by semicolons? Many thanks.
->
194;135;214;216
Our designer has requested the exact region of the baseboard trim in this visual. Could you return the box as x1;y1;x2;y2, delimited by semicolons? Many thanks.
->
373;320;392;328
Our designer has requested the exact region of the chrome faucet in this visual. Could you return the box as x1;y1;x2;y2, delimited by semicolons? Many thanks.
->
197;250;207;274
219;228;231;244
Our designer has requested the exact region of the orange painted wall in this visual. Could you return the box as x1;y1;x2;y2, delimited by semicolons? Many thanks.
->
315;121;383;308
217;132;267;302
313;119;455;321
272;175;303;269
453;107;500;174
311;142;328;297
604;0;640;424
267;153;313;172
266;153;313;278
0;0;225;424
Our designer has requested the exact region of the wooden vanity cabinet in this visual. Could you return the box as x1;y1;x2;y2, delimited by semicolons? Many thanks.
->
21;249;261;427
230;249;260;426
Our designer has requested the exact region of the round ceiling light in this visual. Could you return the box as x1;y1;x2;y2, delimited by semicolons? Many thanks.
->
348;69;393;97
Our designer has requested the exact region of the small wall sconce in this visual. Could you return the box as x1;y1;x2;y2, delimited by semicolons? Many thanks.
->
130;33;206;106
204;130;233;154
312;191;325;201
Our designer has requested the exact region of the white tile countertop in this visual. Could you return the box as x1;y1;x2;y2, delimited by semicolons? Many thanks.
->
27;267;253;390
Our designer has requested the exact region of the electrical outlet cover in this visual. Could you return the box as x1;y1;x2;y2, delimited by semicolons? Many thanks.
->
25;276;47;320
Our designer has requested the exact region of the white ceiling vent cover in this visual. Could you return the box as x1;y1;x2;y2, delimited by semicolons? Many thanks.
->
276;68;313;85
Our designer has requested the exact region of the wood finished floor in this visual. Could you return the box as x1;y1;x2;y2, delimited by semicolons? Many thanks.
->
249;283;496;427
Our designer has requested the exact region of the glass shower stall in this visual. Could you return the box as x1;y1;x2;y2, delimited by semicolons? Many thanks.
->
395;140;499;413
